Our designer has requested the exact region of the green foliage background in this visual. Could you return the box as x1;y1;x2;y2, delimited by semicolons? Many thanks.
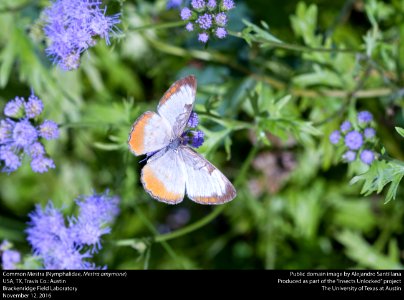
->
0;0;403;269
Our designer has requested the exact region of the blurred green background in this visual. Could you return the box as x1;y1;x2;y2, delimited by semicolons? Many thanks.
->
0;0;403;269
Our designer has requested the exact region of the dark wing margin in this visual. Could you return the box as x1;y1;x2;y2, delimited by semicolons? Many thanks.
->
157;76;197;137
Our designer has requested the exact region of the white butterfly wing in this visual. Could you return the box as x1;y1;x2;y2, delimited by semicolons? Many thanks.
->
129;76;196;156
128;111;173;156
180;146;236;205
157;76;196;136
141;148;186;204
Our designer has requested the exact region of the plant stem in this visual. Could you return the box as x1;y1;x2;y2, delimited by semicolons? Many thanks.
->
155;205;226;243
130;202;187;269
145;36;396;99
128;20;186;32
379;154;404;167
229;30;357;54
314;64;373;126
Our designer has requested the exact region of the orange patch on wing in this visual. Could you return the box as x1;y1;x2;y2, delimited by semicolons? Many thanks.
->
160;85;179;106
194;196;223;204
128;112;153;156
193;185;236;205
159;76;196;106
142;166;183;203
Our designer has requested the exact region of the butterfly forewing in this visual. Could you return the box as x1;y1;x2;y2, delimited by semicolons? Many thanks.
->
141;149;186;204
128;111;172;156
157;76;196;137
180;146;237;204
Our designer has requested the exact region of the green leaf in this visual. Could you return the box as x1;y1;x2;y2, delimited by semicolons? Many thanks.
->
241;19;284;46
395;127;404;138
0;35;16;87
290;2;321;47
292;66;344;88
93;142;124;151
350;160;404;203
224;136;232;160
336;230;403;269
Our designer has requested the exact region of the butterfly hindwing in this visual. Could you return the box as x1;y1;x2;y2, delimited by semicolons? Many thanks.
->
157;75;196;136
128;111;173;156
141;148;186;204
180;146;236;205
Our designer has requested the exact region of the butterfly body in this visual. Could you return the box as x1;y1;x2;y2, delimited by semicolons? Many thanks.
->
128;76;236;205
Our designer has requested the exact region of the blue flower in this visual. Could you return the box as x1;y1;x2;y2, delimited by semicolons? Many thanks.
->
360;149;374;165
357;111;373;124
71;191;119;252
198;32;209;43
26;191;119;269
0;94;58;173
0;147;21;172
191;0;206;10
342;150;356;162
25;94;44;119
215;12;227;26
215;27;227;39
42;244;92;270
187;112;199;128
2;250;21;270
75;191;120;226
222;0;235;10
69;218;110;253
27;142;45;158
4;97;25;119
340;121;351;132
186;22;194;31
1;241;21;270
364;128;375;139
344;131;363;150
39;120;59;140
329;130;340;144
30;156;56;173
190;130;205;148
43;0;121;71
180;0;235;43
26;202;67;257
0;119;14;144
181;112;205;148
12;120;38;148
197;13;213;30
207;0;217;9
330;113;378;165
180;7;192;20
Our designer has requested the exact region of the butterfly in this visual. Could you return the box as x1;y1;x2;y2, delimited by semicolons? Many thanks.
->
128;75;236;205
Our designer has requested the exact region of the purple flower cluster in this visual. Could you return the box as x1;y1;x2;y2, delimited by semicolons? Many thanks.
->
180;0;235;43
181;112;205;148
44;0;121;70
0;94;59;173
26;191;119;270
329;111;376;165
1;240;21;270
